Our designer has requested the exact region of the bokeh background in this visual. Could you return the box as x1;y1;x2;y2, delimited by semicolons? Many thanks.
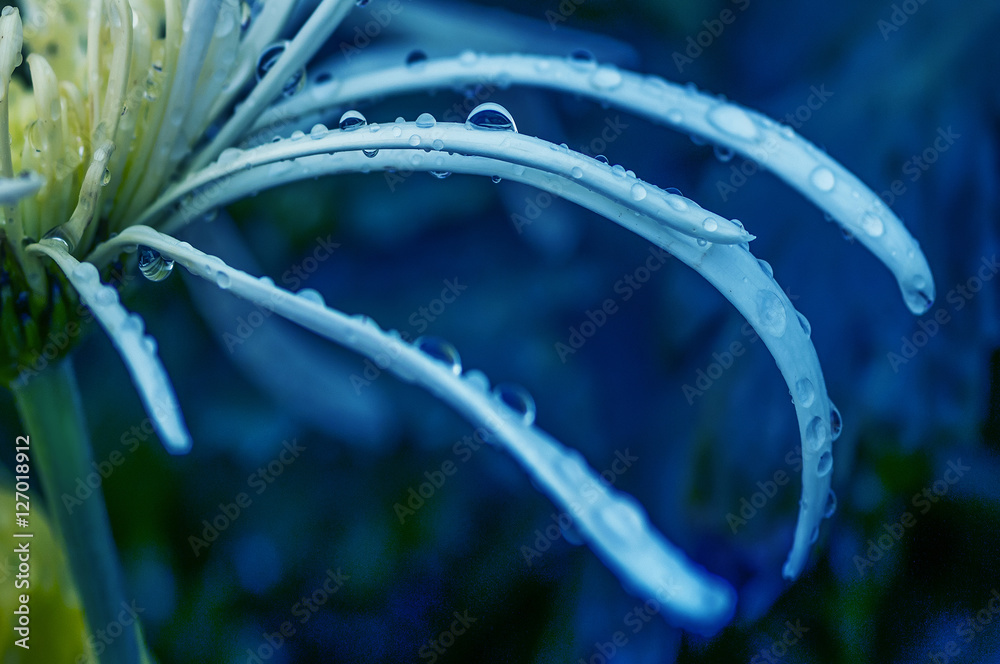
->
2;0;999;662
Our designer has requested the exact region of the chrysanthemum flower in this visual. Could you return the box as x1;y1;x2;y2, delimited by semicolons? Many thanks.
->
0;0;935;660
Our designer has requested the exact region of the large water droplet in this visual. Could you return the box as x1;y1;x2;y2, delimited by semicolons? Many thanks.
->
568;48;596;69
795;378;815;408
823;489;837;518
492;383;536;425
590;64;623;90
702;217;718;233
339;110;367;131
860;212;885;237
755;289;787;336
810;166;835;192
415;112;436;128
805;416;829;453
256;41;306;97
138;246;174;282
817;451;833;476
630;183;646;201
297;288;325;306
309;124;328;139
415;336;462;375
101;168;111;186
466;102;517;132
796;311;811;337
405;49;427;67
706;104;758;140
829;403;842;441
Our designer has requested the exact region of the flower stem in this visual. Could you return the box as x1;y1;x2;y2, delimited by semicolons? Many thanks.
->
12;359;142;664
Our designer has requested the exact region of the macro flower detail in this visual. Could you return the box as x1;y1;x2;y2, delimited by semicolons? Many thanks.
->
0;0;937;660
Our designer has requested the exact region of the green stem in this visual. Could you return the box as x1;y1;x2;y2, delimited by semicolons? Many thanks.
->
12;359;141;664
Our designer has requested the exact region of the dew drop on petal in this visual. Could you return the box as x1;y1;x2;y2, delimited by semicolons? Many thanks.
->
795;378;815;408
101;168;111;186
665;187;683;196
415;112;436;128
630;183;646;201
823;489;838;518
702;217;718;233
415;336;462;375
309;124;328;139
571;166;584;179
829;402;843;441
796;311;811;337
138;246;174;282
595;154;609;165
492;383;536;425
755;289;786;336
297;288;325;305
214;270;231;289
466;102;517;132
590;64;623;90
491;175;502;184
860;212;885;237
430;171;451;179
339;110;367;131
810;166;835;192
817;451;833;476
568;48;596;69
256;41;306;97
706;104;758;140
405;49;427;67
805;416;829;453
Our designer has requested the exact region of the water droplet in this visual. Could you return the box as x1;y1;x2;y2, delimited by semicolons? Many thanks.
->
817;451;833;476
809;525;820;544
611;164;626;178
713;145;735;162
256;42;306;97
415;336;462;375
571;166;584;179
459;50;477;66
463;369;489;391
290;130;305;141
466;102;517;132
309;124;328;139
405;49;427;67
666;195;688;212
363;148;379;158
408;134;421;147
138;246;174;282
339;110;367;132
491;175;502;184
595;155;609;165
630;183;646;201
805;416;829;453
666;109;683;124
590;64;623;90
702;217;718;233
297;288;324;305
823;489;837;518
415;112;436;128
860;212;885;237
665;187;683;196
218;147;243;165
492;383;536;425
795;378;815;408
431;139;444;151
902;281;933;315
430;171;451;179
829;403;842;441
810;166;835;192
706;104;758;140
755;289;787;336
239;0;252;31
101;168;111;186
568;48;596;69
796;311;811;337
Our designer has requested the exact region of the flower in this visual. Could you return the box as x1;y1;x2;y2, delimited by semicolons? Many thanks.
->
0;0;939;660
